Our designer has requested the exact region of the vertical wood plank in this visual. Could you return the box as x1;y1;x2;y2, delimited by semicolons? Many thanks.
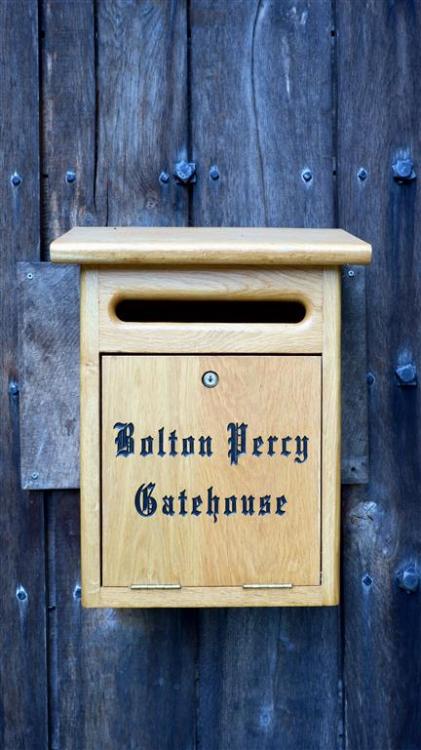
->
41;1;195;748
191;1;340;747
95;0;189;228
0;2;48;748
191;0;334;228
337;2;421;748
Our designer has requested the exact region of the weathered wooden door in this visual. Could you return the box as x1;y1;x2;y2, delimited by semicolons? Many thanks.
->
2;1;420;748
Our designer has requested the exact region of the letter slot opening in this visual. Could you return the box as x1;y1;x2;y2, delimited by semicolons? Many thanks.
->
114;298;307;324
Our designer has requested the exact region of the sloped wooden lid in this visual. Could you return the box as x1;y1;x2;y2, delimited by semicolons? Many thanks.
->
51;227;371;266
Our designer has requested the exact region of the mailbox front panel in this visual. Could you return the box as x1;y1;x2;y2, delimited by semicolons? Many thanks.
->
101;354;322;589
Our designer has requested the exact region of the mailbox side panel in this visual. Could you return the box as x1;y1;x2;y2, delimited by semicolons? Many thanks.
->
321;269;341;604
80;270;101;606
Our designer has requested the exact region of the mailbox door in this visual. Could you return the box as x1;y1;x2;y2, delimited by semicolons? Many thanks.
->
101;355;321;588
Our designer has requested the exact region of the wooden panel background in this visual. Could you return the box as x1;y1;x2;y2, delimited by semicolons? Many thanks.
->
1;1;420;748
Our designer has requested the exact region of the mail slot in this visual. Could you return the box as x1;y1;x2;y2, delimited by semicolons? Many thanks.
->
51;227;371;607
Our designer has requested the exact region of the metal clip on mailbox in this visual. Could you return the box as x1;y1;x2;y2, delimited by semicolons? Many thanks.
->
51;227;372;608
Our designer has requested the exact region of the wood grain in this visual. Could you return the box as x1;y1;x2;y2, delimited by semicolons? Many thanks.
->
51;226;371;265
338;2;421;748
101;354;322;588
0;2;48;748
18;262;80;489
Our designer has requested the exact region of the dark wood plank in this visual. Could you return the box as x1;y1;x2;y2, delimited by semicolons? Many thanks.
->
191;0;334;228
94;0;189;229
341;265;369;484
18;263;80;490
0;2;48;748
41;1;195;748
337;2;421;748
191;2;341;748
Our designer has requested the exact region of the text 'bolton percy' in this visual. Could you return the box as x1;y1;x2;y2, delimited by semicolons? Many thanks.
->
113;422;310;465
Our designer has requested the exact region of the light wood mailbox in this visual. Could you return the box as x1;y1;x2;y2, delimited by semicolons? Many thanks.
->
51;227;371;608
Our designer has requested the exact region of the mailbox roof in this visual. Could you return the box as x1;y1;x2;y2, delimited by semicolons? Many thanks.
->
51;227;371;266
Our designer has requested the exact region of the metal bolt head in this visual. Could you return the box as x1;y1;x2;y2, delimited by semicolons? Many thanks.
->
11;172;22;186
392;157;416;182
209;165;220;181
159;171;169;184
27;272;33;280
347;269;355;278
301;168;313;183
357;167;368;181
398;567;419;593
395;362;417;386
366;372;375;386
173;160;197;185
31;471;39;481
66;170;76;184
202;370;219;388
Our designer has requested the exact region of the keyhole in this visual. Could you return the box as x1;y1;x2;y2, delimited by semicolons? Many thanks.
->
202;371;219;388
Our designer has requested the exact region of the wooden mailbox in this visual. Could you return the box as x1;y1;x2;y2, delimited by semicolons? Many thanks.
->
51;227;371;608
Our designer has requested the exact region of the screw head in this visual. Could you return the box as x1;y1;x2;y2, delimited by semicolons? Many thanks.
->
202;370;219;388
27;272;33;280
348;269;355;278
395;362;417;386
367;372;375;386
31;471;39;481
398;567;419;593
16;586;28;601
66;170;76;184
392;157;416;182
11;172;22;186
159;171;170;184
209;165;220;181
301;168;313;183
358;167;368;181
